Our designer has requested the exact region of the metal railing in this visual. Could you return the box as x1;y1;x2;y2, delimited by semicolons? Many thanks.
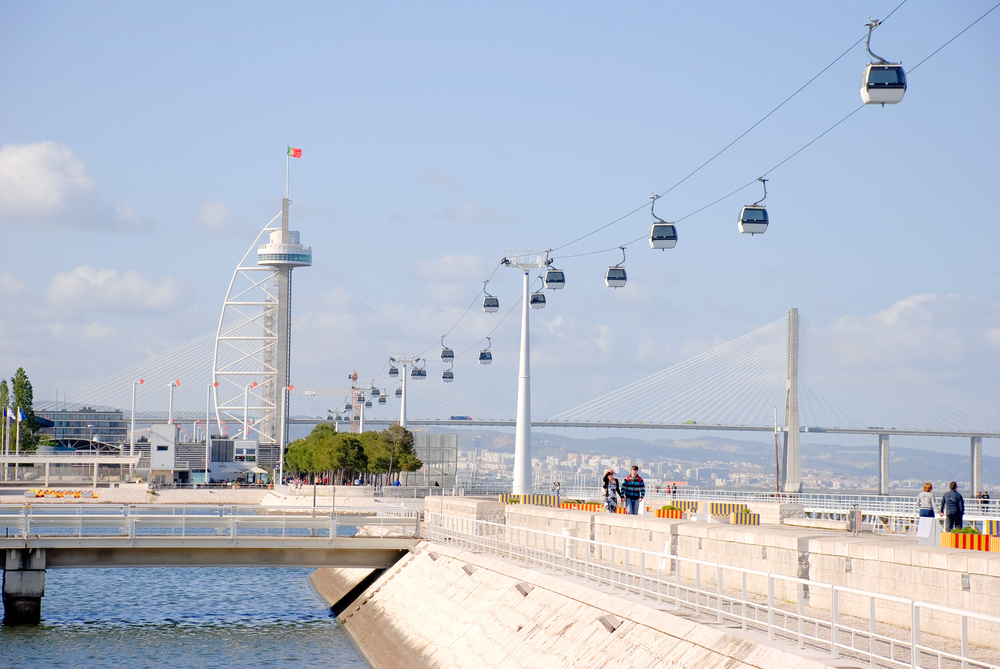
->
0;504;420;546
429;513;1000;669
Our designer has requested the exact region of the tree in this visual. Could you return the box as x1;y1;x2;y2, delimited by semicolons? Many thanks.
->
0;380;8;449
10;368;37;452
380;425;420;484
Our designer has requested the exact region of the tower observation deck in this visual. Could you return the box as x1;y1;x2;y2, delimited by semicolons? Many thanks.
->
212;197;310;468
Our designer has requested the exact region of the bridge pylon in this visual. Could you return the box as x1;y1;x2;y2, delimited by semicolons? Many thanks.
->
780;308;802;493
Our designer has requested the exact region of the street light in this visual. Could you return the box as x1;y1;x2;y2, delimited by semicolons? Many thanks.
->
206;381;218;487
243;381;258;440
278;384;293;485
167;379;180;440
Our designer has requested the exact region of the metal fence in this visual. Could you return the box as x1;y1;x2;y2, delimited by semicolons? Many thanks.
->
428;513;1000;669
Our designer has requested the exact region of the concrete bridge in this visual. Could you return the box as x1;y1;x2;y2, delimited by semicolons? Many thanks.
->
1;503;419;624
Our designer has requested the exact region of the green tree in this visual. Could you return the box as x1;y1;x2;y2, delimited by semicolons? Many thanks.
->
380;425;420;484
0;380;8;448
331;433;367;482
10;368;37;452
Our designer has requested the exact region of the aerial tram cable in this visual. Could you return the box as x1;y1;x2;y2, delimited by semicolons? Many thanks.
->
860;18;906;106
548;1;910;255
605;247;627;288
738;177;769;235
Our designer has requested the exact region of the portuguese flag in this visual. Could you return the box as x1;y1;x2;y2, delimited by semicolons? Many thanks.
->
287;146;302;158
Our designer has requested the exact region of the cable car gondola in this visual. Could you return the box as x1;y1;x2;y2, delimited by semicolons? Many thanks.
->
344;402;351;412
482;280;499;313
440;337;454;362
442;364;454;383
738;177;769;235
860;18;906;106
410;367;427;380
378;393;387;405
479;337;493;365
605;246;627;288
364;400;372;408
530;291;546;309
543;266;565;290
388;365;399;378
395;388;402;398
648;194;678;250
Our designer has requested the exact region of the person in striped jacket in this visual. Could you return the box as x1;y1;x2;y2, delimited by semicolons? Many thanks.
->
621;466;645;515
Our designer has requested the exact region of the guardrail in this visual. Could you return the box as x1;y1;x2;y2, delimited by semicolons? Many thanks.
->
0;504;420;546
428;513;1000;669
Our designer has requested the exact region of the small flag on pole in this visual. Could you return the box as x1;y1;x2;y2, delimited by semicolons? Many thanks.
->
17;408;25;421
287;146;302;159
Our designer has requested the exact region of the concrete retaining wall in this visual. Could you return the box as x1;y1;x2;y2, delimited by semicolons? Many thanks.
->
312;544;845;669
503;505;1000;646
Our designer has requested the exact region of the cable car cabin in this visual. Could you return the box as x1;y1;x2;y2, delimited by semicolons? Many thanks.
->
344;403;352;411
861;64;906;105
530;291;546;309
479;350;492;365
388;366;399;378
395;388;402;398
649;223;678;249
544;268;565;290
364;400;373;408
441;347;454;362
605;267;627;288
378;394;387;405
482;296;499;313
738;206;768;234
411;368;427;380
442;370;454;383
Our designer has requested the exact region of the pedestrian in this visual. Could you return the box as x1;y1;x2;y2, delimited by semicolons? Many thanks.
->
940;481;965;532
916;482;935;518
602;469;621;513
671;483;677;496
621;466;645;515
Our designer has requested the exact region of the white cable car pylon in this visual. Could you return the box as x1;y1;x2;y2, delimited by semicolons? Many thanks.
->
738;177;769;235
648;194;678;249
605;246;627;288
861;18;906;106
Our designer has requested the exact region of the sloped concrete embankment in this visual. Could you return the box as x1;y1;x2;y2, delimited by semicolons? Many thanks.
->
503;504;1000;647
311;544;843;669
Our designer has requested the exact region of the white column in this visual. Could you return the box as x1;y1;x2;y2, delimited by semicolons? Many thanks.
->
359;396;365;433
780;308;802;493
513;270;532;495
878;434;890;495
971;436;983;497
399;363;408;428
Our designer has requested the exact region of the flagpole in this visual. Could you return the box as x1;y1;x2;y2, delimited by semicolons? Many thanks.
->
285;148;290;199
15;407;21;482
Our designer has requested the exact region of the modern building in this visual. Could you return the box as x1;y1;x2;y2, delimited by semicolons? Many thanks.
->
35;404;128;445
413;433;458;488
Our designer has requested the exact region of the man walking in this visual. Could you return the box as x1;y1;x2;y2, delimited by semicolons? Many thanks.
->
621;466;645;515
940;481;965;532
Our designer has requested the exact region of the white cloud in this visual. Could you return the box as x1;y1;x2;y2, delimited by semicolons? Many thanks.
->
45;266;189;311
191;201;249;234
0;142;151;232
415;166;464;192
438;200;513;225
82;323;117;339
0;271;26;294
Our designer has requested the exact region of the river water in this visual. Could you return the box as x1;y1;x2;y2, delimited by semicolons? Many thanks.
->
0;567;369;669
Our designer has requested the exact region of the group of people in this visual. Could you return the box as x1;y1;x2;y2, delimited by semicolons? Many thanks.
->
601;466;646;514
916;481;990;532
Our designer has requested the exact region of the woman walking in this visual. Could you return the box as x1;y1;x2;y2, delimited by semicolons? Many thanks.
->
602;469;621;513
916;482;939;546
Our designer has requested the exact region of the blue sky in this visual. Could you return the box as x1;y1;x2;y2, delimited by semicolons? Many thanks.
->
1;1;998;455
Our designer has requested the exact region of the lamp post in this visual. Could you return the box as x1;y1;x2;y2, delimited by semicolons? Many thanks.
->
167;379;180;443
206;381;218;487
243;381;257;440
278;384;293;485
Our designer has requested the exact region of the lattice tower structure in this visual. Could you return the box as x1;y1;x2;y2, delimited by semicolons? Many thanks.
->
212;197;311;467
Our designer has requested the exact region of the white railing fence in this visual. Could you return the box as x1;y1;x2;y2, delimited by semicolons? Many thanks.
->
428;513;1000;669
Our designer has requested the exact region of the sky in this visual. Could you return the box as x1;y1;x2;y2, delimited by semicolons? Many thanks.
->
1;1;999;457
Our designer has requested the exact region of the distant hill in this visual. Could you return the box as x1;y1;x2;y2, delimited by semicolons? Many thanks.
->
424;428;998;491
